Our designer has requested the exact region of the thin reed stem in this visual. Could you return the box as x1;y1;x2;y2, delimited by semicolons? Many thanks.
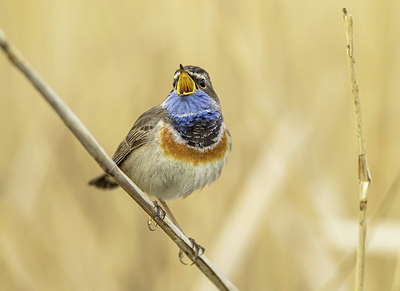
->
342;8;372;291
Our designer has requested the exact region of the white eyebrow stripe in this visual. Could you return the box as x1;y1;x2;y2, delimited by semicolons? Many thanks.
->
191;72;206;80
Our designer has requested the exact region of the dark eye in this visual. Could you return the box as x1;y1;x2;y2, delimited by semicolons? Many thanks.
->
199;78;206;88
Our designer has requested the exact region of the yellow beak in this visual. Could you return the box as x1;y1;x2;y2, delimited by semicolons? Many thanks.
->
177;64;195;95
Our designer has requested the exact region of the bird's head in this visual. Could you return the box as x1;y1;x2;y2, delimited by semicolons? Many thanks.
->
172;64;219;103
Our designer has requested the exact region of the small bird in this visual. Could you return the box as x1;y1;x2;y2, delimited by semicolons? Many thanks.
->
89;65;231;202
90;65;231;257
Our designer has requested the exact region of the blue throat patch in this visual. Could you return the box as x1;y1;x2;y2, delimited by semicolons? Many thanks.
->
162;90;223;148
163;90;219;116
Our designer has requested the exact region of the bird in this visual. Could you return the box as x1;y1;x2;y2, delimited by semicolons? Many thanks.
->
89;65;231;260
89;64;231;200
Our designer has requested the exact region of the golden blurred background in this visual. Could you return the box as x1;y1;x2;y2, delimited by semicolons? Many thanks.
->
1;0;400;290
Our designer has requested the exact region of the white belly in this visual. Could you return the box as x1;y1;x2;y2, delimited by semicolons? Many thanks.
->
121;144;228;200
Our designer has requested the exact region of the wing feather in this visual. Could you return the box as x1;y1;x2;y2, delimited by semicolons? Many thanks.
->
112;105;165;166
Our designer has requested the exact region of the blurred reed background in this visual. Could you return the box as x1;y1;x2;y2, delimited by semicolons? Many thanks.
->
1;0;400;290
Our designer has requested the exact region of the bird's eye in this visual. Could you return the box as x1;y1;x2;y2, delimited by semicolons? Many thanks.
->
199;78;206;88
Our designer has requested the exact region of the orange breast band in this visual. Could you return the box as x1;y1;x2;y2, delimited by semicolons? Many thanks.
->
159;126;229;166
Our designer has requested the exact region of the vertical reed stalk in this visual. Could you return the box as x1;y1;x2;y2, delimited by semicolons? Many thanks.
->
342;8;372;291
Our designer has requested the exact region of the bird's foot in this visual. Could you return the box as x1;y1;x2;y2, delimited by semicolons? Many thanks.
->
147;201;166;231
178;238;205;265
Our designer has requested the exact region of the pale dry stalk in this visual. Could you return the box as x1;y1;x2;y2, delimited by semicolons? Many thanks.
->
342;8;372;291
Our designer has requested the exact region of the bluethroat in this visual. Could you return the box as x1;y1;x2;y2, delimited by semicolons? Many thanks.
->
90;64;231;199
89;65;231;260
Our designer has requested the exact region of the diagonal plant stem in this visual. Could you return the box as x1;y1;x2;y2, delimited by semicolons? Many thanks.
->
0;28;238;291
342;8;372;291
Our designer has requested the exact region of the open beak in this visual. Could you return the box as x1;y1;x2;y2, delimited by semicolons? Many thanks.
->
177;64;195;95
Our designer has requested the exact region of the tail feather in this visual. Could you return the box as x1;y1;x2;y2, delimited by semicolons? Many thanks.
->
89;174;119;189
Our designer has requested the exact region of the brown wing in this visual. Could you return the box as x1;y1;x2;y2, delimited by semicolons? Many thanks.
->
112;105;165;166
89;105;165;189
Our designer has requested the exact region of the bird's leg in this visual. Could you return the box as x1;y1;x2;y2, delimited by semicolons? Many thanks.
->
159;199;204;265
159;200;183;231
147;201;166;231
